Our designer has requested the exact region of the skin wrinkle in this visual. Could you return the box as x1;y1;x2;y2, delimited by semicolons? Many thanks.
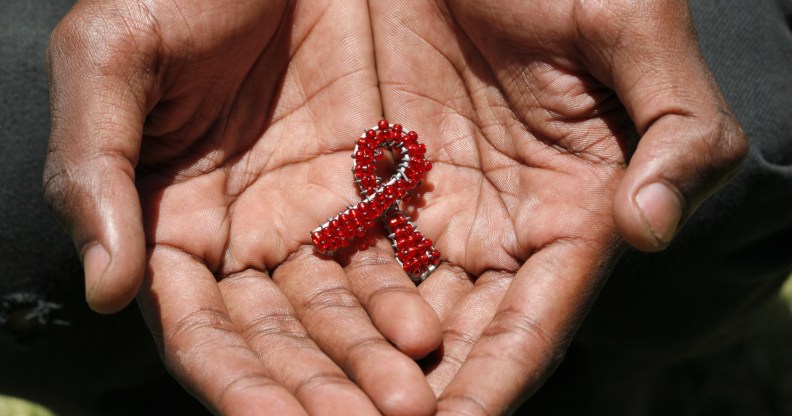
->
482;62;627;169
438;394;492;416
292;370;355;400
435;39;607;271
399;7;461;72
347;244;403;267
478;307;555;366
142;3;288;171
570;0;627;85
141;88;233;173
245;330;317;362
151;55;377;274
362;285;419;308
214;372;285;413
142;99;218;159
408;26;528;272
297;284;364;319
263;68;371;148
287;5;334;125
383;84;474;132
456;29;630;176
163;304;235;350
462;175;520;273
240;311;309;345
226;190;288;273
341;336;396;368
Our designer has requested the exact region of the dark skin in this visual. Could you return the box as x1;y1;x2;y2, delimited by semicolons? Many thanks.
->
369;1;747;412
46;1;437;414
44;0;747;415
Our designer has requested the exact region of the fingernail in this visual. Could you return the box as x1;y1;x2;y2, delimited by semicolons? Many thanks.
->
635;182;683;246
82;243;110;304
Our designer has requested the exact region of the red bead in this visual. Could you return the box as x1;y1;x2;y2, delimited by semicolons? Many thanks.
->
312;120;439;279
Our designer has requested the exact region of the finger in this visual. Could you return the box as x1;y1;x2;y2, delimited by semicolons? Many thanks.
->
422;271;511;396
574;0;748;251
343;240;442;359
436;241;610;415
137;246;308;416
43;8;156;312
416;263;475;323
219;269;381;415
274;247;437;416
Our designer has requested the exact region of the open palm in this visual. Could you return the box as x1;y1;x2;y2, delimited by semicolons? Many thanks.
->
46;1;441;414
370;1;746;413
46;0;746;414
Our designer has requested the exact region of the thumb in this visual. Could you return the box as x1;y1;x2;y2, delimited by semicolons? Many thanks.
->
578;0;748;251
614;109;746;252
43;9;156;313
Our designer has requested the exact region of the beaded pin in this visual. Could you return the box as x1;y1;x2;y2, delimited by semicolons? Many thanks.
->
310;119;440;282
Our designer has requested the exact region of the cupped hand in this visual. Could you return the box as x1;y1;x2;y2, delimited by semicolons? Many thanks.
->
370;0;747;413
44;1;440;414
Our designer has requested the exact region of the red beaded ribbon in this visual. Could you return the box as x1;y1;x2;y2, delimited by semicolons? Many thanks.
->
311;119;440;282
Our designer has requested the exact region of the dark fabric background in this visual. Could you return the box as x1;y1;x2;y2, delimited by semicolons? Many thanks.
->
1;0;790;415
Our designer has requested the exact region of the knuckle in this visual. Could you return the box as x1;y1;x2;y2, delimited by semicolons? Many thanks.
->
480;307;565;370
344;246;398;274
443;327;478;354
344;336;391;364
438;328;478;369
242;311;310;349
293;371;351;399
164;305;234;348
299;284;360;318
438;394;492;416
215;373;280;412
364;283;415;306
